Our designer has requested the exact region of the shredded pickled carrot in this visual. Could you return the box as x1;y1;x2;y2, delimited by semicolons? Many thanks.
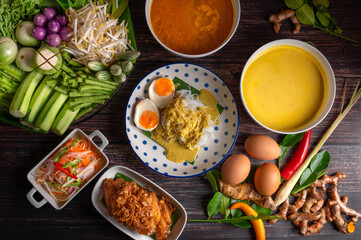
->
57;139;101;169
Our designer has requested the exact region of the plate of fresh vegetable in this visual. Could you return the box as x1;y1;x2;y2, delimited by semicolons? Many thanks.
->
0;0;138;135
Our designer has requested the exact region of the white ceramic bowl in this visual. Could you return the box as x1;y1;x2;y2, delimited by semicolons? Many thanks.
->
91;166;187;240
26;128;109;210
240;39;336;134
145;0;241;58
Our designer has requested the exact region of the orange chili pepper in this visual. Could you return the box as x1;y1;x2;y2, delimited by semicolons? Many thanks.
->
230;202;266;240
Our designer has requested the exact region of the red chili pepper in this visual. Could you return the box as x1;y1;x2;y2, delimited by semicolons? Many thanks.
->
54;162;78;179
281;129;312;180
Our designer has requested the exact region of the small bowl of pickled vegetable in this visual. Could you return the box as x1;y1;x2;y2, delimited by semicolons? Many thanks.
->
26;128;109;210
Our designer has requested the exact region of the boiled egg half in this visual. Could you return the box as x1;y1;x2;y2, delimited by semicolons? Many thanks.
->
134;99;159;131
149;77;175;109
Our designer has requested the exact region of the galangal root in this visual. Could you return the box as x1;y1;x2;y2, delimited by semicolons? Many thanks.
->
270;172;361;235
269;9;301;34
219;180;277;210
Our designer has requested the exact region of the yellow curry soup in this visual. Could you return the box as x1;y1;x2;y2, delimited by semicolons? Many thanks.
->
242;45;328;132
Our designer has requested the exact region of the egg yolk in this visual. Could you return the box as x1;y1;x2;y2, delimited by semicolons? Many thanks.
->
154;77;175;96
139;110;159;129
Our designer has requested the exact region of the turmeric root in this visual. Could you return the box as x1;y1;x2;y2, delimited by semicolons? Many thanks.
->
302;187;324;213
269;197;289;224
329;186;361;219
305;209;327;236
311;172;346;191
270;172;360;236
219;180;277;210
289;189;307;212
269;9;301;34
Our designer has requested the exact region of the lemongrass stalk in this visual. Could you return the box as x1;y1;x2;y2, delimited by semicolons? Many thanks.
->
274;82;361;206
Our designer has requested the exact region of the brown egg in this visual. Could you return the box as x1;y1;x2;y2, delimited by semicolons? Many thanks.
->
244;134;281;160
221;154;251;185
254;163;281;196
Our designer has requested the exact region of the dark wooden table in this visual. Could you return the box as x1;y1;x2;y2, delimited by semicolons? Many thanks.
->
1;1;360;239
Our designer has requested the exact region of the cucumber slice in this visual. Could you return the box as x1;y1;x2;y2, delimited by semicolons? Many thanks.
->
9;70;44;118
34;91;68;132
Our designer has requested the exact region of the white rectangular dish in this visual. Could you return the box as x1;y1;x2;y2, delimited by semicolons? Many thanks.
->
27;128;109;210
91;166;187;240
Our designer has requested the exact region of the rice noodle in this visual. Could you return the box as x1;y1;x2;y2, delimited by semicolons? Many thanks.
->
156;89;215;149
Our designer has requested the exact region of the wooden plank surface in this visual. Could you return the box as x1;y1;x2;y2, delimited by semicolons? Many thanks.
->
0;0;360;239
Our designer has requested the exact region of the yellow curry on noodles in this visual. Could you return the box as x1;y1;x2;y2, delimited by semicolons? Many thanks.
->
151;89;220;163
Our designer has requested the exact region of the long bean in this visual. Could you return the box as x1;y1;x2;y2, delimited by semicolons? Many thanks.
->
84;79;117;89
61;65;77;77
78;85;113;92
69;91;109;97
70;102;92;111
71;95;110;104
74;105;96;121
70;99;105;107
54;86;69;95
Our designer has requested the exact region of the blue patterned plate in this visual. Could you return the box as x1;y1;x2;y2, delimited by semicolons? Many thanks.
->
125;63;239;178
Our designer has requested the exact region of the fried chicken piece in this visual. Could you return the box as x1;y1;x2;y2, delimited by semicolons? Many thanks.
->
102;178;124;215
102;178;175;239
155;196;174;240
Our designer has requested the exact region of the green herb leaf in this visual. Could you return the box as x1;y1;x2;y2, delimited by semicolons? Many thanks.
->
230;199;248;218
280;133;304;147
326;21;334;31
207;192;223;218
285;0;304;9
219;194;231;218
206;169;221;192
316;4;328;12
330;16;337;25
251;203;272;216
299;168;312;185
173;77;200;95
309;150;330;173
334;26;343;35
322;11;331;20
302;171;318;186
257;213;284;220
111;0;129;19
278;133;304;168
312;0;329;8
316;11;330;27
231;220;252;228
296;4;316;25
114;173;134;182
278;145;290;169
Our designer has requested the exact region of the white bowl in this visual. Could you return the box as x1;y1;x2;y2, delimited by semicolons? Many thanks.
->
240;39;336;134
145;0;241;58
26;128;109;210
91;166;187;240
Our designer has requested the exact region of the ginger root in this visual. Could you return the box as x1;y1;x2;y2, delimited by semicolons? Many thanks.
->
219;180;277;210
270;186;327;235
269;9;301;34
270;172;361;236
